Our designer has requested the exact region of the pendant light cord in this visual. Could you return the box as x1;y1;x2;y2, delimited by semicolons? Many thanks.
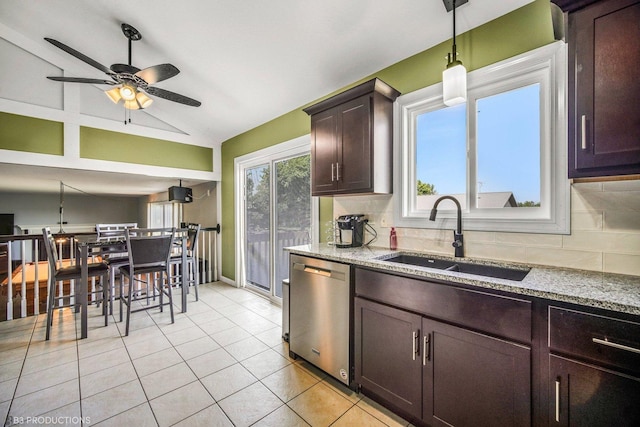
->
452;0;457;63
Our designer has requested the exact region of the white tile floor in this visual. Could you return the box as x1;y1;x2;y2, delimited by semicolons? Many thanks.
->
0;282;411;426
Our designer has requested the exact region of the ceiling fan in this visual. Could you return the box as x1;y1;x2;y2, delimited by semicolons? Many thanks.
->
45;23;201;110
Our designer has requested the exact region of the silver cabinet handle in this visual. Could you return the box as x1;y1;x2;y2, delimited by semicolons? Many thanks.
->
336;163;340;181
592;337;640;354
423;334;430;365
581;115;587;150
331;163;335;182
555;378;561;422
412;331;417;361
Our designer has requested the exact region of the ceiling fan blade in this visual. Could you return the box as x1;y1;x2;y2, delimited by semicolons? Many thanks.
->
110;63;141;74
44;38;112;74
135;64;180;84
47;76;116;85
145;86;201;107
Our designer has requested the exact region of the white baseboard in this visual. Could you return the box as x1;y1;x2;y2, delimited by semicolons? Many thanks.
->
219;275;237;287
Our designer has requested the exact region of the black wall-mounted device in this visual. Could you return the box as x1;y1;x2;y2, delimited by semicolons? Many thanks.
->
168;186;193;203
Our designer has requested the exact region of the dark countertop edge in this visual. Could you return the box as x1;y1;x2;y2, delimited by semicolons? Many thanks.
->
286;245;640;316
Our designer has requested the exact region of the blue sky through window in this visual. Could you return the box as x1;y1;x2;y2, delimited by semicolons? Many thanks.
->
416;83;540;206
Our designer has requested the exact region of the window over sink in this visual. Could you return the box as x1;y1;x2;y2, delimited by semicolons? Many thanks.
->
394;41;569;234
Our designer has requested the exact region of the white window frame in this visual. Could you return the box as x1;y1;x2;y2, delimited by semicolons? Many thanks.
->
394;41;569;234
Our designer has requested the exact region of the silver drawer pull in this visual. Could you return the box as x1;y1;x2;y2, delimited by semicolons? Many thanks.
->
331;163;335;182
423;334;431;365
412;331;417;361
581;115;587;150
555;378;560;422
592;337;640;354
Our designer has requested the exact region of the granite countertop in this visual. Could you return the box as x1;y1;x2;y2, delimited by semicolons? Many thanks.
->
286;244;640;316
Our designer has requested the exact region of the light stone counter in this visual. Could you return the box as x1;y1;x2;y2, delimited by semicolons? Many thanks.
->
286;244;640;316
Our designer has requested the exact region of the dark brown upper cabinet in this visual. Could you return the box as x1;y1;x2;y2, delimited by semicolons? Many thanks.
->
303;78;399;196
554;0;640;178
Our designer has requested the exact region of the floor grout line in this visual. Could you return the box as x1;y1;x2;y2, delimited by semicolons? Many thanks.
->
1;282;410;427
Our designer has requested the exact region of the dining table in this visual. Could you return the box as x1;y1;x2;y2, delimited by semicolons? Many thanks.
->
74;230;189;339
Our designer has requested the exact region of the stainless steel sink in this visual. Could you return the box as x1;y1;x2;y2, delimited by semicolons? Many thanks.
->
380;254;530;281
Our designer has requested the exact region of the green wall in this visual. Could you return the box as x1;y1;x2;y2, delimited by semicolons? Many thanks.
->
80;127;213;171
220;0;556;280
0;112;63;155
0;112;213;172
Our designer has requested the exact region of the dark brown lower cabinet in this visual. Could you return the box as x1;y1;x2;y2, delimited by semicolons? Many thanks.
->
355;297;531;426
424;319;531;427
354;297;422;419
549;355;640;426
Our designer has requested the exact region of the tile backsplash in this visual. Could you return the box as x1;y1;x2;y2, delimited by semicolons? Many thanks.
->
333;180;640;276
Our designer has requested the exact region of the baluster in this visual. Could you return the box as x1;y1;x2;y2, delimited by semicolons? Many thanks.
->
21;240;27;318
34;238;40;316
6;242;13;320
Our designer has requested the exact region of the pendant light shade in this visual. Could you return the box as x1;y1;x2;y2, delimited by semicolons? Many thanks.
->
136;91;153;109
442;0;467;106
124;99;140;110
443;62;467;106
105;87;122;104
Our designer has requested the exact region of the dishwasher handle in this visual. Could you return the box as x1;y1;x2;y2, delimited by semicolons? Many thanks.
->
293;262;346;281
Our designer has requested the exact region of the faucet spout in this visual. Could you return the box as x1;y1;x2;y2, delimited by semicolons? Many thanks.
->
429;195;464;257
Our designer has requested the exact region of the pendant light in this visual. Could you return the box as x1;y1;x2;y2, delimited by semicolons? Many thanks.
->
443;0;467;106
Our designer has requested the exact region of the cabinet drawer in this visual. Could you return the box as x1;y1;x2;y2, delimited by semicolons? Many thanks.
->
549;306;640;374
355;268;531;343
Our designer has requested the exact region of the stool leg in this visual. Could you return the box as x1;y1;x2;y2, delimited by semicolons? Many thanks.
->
125;275;132;336
166;271;174;324
103;274;109;327
191;260;199;301
45;278;56;340
119;274;125;323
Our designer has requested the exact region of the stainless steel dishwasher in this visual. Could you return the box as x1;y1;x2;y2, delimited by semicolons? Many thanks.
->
289;254;352;386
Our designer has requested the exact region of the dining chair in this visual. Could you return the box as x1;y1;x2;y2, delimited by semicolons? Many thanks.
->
42;227;109;340
119;227;175;336
169;223;201;301
96;222;137;314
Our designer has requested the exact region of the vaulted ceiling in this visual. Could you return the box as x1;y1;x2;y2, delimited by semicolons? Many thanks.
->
0;0;534;194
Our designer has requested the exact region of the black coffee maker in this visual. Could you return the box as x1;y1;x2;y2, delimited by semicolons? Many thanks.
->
335;214;368;248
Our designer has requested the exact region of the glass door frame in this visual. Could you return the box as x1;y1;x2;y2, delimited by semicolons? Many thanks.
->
234;134;318;303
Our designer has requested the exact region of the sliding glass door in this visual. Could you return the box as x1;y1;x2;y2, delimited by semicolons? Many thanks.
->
244;164;271;292
237;137;314;300
274;155;311;297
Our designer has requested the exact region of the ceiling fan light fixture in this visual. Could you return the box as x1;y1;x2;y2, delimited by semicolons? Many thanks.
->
105;87;122;104
136;91;153;109
119;85;136;101
124;99;140;110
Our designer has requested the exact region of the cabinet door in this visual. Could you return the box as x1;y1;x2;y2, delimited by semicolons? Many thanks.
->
569;0;640;177
549;355;640;426
423;319;531;427
337;95;372;192
354;297;422;420
311;108;338;195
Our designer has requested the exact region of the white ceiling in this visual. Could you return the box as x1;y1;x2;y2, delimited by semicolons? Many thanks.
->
0;163;206;196
0;0;535;195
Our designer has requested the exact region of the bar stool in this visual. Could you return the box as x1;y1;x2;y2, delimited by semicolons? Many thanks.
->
42;227;109;340
169;223;201;301
96;223;137;316
119;228;175;336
